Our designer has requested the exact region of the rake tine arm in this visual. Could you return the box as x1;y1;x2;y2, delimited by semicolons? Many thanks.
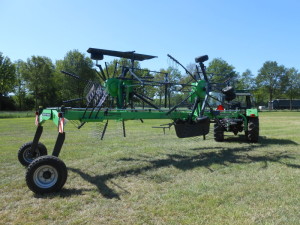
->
133;92;160;110
95;70;106;82
167;54;197;81
63;98;84;104
136;92;154;101
166;93;193;115
96;64;107;81
105;62;110;79
129;70;143;84
188;97;200;123
61;70;86;81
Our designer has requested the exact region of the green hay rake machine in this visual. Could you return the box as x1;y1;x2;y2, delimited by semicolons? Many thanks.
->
17;48;259;194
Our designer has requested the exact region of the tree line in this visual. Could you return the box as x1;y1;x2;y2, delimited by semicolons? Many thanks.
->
1;49;300;110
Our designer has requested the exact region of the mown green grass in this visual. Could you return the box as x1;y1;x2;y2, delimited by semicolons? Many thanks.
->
0;111;35;118
1;112;300;224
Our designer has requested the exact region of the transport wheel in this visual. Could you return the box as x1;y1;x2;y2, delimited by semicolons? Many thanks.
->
26;156;67;194
247;117;259;143
18;141;48;167
214;123;224;142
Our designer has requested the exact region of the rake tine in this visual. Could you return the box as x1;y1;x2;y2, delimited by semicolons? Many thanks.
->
166;93;193;115
96;64;107;81
101;120;109;140
95;70;106;82
113;61;118;77
105;62;110;79
133;92;160;110
122;120;126;137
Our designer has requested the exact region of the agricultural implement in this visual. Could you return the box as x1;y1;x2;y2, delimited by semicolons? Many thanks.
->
18;48;259;194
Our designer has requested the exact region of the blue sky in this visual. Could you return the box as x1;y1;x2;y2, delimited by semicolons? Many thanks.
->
1;0;300;75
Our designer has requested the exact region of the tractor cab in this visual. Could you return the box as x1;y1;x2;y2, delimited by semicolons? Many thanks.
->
209;89;254;111
228;90;253;110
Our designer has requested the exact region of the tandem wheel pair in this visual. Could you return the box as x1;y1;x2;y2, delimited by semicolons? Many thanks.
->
18;126;67;194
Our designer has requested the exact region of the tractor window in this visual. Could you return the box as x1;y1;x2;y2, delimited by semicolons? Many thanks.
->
209;92;223;107
234;95;252;109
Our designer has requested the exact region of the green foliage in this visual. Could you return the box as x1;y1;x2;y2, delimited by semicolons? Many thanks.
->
2;48;300;110
0;52;16;97
256;61;287;101
14;60;27;110
19;56;56;109
0;96;16;110
284;67;300;100
153;67;182;107
236;69;255;90
55;50;97;106
253;86;269;106
206;58;238;84
104;58;141;78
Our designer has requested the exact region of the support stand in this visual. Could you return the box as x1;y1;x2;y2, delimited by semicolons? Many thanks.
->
52;132;66;157
30;126;43;154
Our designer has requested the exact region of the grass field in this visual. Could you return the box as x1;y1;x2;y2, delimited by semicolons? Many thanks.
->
0;111;34;119
1;112;300;224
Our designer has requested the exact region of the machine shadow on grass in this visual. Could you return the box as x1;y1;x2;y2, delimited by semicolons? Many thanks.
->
55;137;298;199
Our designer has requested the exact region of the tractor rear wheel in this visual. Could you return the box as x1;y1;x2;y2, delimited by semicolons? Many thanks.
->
247;117;259;143
214;123;224;142
18;141;48;167
26;156;67;194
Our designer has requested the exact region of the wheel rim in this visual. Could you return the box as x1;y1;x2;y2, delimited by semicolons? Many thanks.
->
33;165;58;189
23;148;40;163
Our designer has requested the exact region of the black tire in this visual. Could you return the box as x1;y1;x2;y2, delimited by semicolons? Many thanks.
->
18;141;48;167
214;123;224;142
247;117;259;143
26;156;68;194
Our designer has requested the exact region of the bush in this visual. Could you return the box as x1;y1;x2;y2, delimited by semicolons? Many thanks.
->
0;96;16;110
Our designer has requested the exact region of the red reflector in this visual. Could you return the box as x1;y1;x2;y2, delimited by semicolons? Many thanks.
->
250;114;256;117
216;105;224;110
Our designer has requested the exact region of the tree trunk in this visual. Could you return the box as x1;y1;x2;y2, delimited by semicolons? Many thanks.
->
35;87;38;110
269;90;273;110
159;93;162;108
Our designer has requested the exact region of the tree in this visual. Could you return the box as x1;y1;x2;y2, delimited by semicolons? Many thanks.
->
236;69;255;90
256;61;286;102
14;60;27;110
206;58;238;84
153;67;182;107
103;58;141;79
0;52;16;96
55;50;97;105
284;68;300;107
20;56;56;109
178;63;199;85
253;86;269;106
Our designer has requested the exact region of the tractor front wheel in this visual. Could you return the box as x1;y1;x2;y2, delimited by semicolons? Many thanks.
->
26;156;68;194
214;123;224;142
247;117;259;143
18;141;48;167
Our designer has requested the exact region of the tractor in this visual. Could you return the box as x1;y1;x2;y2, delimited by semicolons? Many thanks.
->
210;89;259;142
